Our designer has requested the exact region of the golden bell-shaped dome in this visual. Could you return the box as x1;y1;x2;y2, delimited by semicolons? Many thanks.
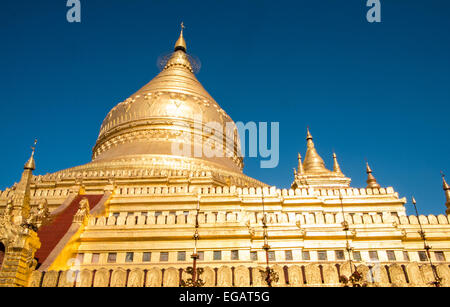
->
92;29;243;173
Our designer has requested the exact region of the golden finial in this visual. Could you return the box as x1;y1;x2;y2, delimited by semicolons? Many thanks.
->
441;172;450;213
441;171;450;191
174;22;187;52
366;162;380;188
412;196;417;205
297;153;304;175
365;161;372;173
303;128;329;174
24;139;37;170
333;152;343;174
306;126;313;141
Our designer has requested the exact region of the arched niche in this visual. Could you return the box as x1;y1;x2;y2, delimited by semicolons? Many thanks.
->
0;242;5;271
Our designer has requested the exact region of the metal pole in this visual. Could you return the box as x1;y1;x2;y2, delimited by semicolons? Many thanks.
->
340;192;353;276
191;195;200;286
262;191;272;287
412;197;441;287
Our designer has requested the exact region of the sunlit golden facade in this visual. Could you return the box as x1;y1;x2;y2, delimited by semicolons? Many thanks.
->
1;29;450;287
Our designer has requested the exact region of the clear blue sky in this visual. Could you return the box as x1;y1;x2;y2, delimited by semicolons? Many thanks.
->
1;1;449;215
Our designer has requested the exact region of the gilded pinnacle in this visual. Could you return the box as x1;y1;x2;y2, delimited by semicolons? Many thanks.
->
442;173;450;211
366;162;372;174
24;139;37;170
306;127;313;141
165;23;193;72
297;153;304;175
333;152;343;174
442;173;450;191
366;162;380;189
303;128;329;174
174;22;187;52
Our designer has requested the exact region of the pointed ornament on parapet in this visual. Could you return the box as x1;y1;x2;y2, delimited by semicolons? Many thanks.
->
10;139;39;224
297;153;304;175
366;162;381;189
441;172;450;214
303;127;329;174
24;139;37;170
442;172;449;191
0;141;42;287
333;152;343;174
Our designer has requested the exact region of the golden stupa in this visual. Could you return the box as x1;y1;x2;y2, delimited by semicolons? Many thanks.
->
0;26;449;288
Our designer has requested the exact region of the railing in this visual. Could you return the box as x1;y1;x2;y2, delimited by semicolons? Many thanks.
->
29;262;450;287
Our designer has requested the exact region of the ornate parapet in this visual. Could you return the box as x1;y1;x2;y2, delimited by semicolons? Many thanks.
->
0;222;41;287
27;262;450;287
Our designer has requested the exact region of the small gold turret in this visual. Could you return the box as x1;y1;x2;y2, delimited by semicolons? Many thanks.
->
442;173;450;214
174;22;187;52
24;139;37;170
11;139;38;224
303;128;329;174
297;153;304;175
366;162;381;189
333;152;343;174
306;127;313;141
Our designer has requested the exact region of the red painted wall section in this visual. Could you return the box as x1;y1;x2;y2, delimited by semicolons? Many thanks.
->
35;194;103;265
0;243;5;271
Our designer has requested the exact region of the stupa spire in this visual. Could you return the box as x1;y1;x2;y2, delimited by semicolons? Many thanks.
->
11;139;38;224
306;127;313;141
442;172;449;190
164;22;193;72
303;128;328;173
24;139;37;170
297;153;304;175
333;152;343;174
366;162;380;188
441;172;450;214
174;22;187;52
